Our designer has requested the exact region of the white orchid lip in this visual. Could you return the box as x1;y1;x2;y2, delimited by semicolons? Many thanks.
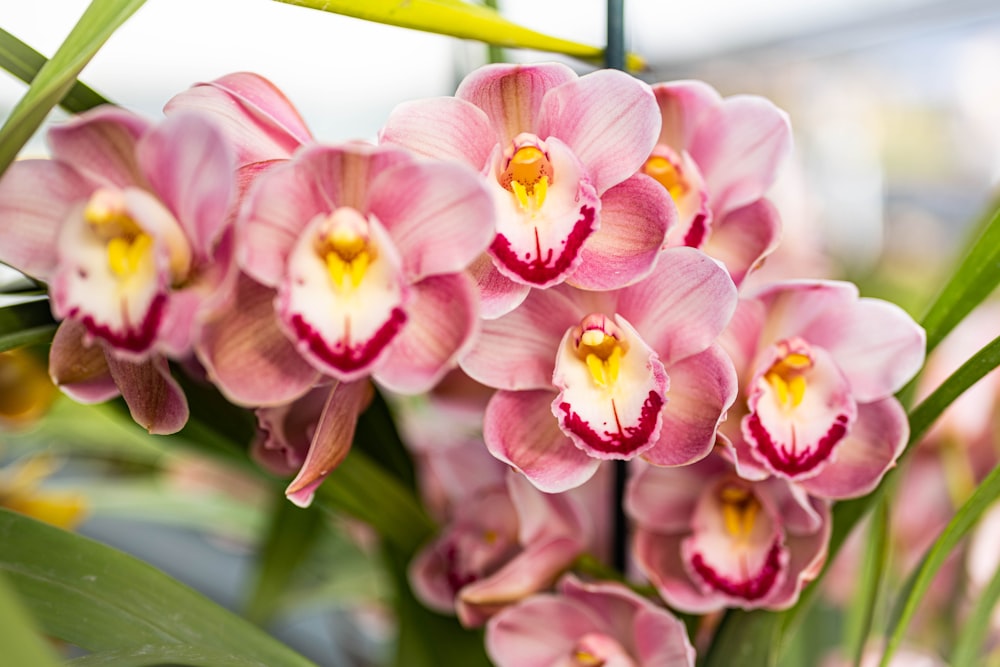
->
488;134;599;289
281;207;408;380
743;337;857;479
552;313;667;460
643;144;710;248
55;187;194;355
683;478;787;603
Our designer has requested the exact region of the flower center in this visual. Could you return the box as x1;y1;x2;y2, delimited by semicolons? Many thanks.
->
719;483;761;546
573;314;628;389
764;348;813;410
498;134;553;213
314;208;375;292
572;650;605;666
643;154;688;201
84;189;154;282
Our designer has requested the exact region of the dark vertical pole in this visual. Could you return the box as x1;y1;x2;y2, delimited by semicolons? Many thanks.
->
606;0;629;577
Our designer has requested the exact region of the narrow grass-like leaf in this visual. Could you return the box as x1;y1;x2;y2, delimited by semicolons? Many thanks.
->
66;645;276;667
920;206;1000;354
243;494;324;625
0;27;109;114
845;498;890;666
0;509;316;666
700;607;781;667
0;0;146;174
0;298;57;352
0;571;62;667
880;461;1000;666
274;0;645;70
952;550;1000;667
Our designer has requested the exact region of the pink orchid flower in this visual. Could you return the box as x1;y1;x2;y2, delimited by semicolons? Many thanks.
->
0;107;238;433
461;246;738;492
719;280;925;499
642;81;791;285
381;62;675;318
203;141;493;505
627;454;830;612
410;471;593;627
486;574;695;667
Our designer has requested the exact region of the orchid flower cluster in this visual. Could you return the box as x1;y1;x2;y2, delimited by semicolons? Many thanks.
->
0;62;926;664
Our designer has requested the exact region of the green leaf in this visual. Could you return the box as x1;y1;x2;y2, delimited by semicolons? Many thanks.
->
0;509;316;666
243;493;324;625
880;461;1000;666
920;205;1000;354
0;570;62;667
274;0;645;70
0;0;146;174
0;27;110;114
844;498;890;665
66;645;277;667
0;298;57;352
952;546;1000;667
699;607;782;667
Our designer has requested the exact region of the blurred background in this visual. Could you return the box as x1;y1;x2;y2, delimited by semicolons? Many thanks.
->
2;1;1000;665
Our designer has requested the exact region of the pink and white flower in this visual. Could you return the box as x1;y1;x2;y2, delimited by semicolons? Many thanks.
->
642;81;791;285
381;62;675;317
410;470;593;627
486;574;695;667
0;106;238;433
627;454;830;612
719;280;925;498
461;247;738;492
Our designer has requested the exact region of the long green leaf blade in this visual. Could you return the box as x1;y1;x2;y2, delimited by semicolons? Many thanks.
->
920;206;1000;354
67;645;277;667
951;548;1000;667
0;571;62;667
0;298;57;352
0;27;109;114
0;509;316;667
880;461;1000;666
275;0;645;70
0;0;146;174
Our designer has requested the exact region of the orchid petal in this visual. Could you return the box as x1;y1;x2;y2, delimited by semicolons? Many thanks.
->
688;95;792;214
197;273;320;406
804;297;926;401
766;496;831;609
48;320;118;403
374;273;479;394
653;81;723;152
486;594;604;667
625;460;720;537
0;160;90;281
366;160;494;281
462;288;581;391
616;246;737;365
285;380;371;507
750;279;859;344
252;384;330;476
634;530;722;614
507;472;586;546
643;343;736;467
568;174;674;291
137;112;235;258
459;536;583;627
539;69;660;195
47;106;150;189
468;253;530;320
106;354;188;435
484;389;600;493
457;63;577;146
703;198;782;287
799;398;908;499
380;97;496;170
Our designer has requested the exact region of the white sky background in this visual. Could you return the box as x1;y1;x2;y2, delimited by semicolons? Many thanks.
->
0;0;939;146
